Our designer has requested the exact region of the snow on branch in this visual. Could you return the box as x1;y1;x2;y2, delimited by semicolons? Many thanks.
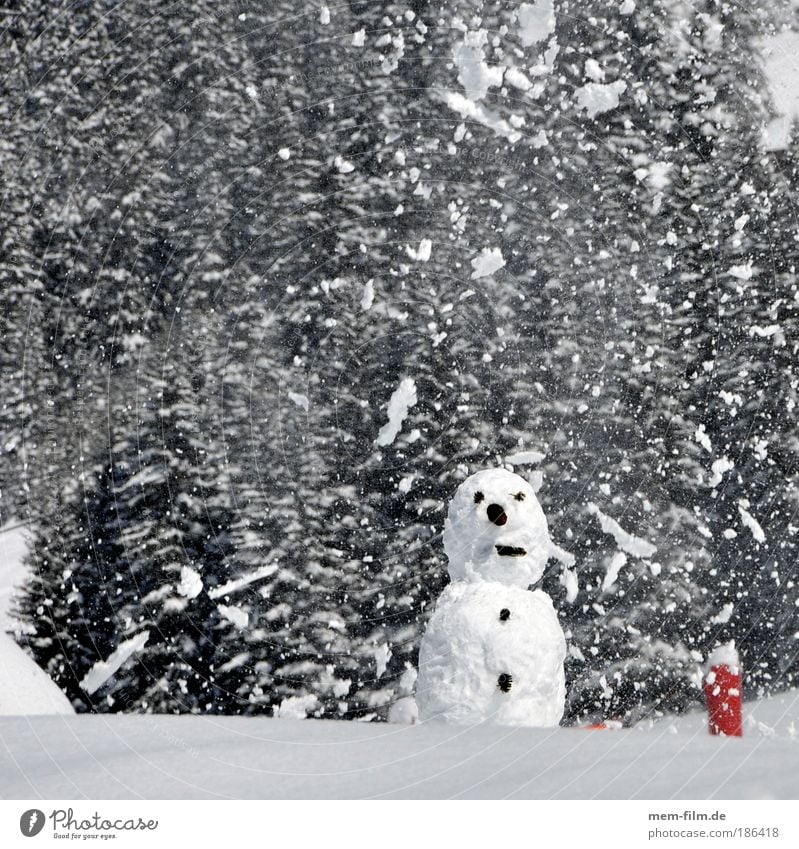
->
602;551;628;592
738;503;766;543
208;564;278;599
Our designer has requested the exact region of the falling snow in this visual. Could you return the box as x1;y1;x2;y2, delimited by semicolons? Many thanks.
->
588;504;657;559
80;633;150;696
375;377;418;446
574;80;627;118
470;247;506;279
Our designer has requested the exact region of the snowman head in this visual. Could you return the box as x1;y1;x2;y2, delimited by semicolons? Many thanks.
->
442;468;551;587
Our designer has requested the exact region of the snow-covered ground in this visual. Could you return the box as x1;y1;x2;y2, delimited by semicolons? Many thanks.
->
0;692;797;799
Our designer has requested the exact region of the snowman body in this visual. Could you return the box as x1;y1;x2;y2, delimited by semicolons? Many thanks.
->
416;468;567;727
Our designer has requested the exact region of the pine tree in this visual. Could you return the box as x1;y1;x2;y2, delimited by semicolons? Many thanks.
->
21;343;243;713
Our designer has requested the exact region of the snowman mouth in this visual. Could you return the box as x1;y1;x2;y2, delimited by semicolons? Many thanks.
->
495;545;527;557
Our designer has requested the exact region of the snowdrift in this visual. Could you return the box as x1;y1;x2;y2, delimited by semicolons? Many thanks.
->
0;634;74;716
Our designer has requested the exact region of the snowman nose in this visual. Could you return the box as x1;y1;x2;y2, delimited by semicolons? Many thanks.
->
487;503;507;526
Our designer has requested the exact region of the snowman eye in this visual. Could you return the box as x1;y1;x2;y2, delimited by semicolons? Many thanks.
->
473;491;485;504
514;492;526;501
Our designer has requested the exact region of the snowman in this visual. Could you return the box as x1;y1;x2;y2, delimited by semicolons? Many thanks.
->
416;468;567;726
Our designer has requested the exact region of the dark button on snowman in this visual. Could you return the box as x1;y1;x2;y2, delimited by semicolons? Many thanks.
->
416;468;566;726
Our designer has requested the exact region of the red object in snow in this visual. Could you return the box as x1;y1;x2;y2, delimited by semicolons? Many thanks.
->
704;644;743;737
578;720;623;731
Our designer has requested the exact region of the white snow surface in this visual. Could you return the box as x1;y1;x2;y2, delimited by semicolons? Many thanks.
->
417;582;566;727
80;631;150;695
470;246;506;279
443;469;552;588
0;635;75;715
375;377;417;446
588;503;657;559
4;687;798;799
